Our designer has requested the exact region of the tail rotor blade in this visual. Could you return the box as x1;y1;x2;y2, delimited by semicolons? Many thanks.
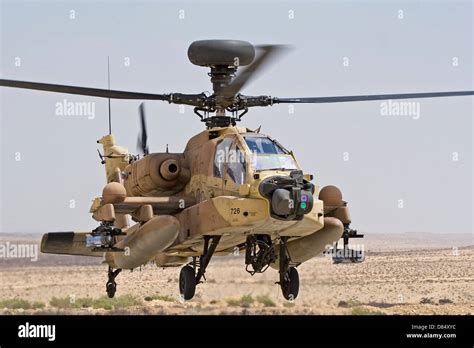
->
137;102;149;156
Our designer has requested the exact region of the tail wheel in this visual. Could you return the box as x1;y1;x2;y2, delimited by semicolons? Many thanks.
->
280;267;299;300
106;281;116;298
179;265;196;300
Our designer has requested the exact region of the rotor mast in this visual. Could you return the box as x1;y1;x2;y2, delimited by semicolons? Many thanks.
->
187;40;256;128
209;65;235;117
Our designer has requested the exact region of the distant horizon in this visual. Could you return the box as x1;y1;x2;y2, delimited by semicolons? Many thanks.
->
1;230;472;236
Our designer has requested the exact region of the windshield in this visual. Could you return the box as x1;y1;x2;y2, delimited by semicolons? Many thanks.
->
245;136;287;154
252;155;299;171
244;136;299;171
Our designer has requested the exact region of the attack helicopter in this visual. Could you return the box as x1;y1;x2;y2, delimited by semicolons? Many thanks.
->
1;40;472;300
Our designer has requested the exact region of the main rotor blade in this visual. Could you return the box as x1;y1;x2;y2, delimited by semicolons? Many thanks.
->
273;91;474;104
220;45;289;99
0;79;171;100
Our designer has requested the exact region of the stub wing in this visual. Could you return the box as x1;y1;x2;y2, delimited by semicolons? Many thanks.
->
41;232;104;257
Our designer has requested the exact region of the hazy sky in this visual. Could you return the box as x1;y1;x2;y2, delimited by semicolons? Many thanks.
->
0;0;472;235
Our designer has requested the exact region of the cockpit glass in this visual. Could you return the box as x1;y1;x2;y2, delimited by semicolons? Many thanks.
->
214;137;233;177
244;136;286;154
244;136;299;171
252;155;299;171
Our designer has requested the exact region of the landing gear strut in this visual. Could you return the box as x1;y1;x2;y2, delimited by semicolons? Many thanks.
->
179;235;221;300
106;266;122;298
245;235;277;275
278;237;300;301
332;225;365;263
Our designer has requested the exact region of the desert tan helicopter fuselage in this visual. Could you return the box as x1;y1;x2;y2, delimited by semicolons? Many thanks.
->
42;125;356;300
2;39;472;300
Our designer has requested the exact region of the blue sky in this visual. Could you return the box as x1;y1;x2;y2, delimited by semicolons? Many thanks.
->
0;0;472;234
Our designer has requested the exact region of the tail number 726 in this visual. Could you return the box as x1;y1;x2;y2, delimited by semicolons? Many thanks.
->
231;207;241;215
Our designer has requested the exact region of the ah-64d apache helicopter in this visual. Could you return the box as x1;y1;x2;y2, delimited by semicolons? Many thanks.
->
1;40;473;300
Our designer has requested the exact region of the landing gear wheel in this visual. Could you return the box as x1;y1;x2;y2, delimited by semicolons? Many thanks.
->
280;267;299;300
178;236;221;301
106;281;116;298
179;265;196;300
105;267;121;298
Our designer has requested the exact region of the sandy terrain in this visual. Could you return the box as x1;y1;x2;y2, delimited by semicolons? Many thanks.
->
0;233;472;315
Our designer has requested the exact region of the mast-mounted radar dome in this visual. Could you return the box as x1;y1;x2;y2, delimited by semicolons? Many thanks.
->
187;40;255;67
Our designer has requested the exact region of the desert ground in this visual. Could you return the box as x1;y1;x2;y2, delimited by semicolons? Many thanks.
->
0;232;472;315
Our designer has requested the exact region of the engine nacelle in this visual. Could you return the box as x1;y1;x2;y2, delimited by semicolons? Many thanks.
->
318;185;351;224
123;153;190;196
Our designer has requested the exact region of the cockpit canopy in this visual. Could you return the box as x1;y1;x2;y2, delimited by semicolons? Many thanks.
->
212;132;299;186
243;135;298;171
244;136;286;155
